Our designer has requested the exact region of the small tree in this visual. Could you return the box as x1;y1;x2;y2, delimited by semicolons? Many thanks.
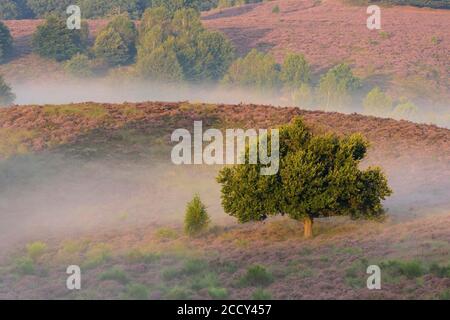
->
281;53;311;89
217;117;392;238
32;15;88;61
64;53;94;78
184;194;210;236
222;49;281;92
291;83;314;108
392;100;419;121
0;75;15;106
363;87;393;116
317;63;361;110
0;21;13;63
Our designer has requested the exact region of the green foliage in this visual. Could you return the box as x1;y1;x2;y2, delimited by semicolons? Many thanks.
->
26;241;47;261
393;100;419;120
64;53;93;78
291;83;314;108
0;75;16;105
222;49;280;91
217;0;263;9
32;15;88;61
99;267;129;284
165;286;191;299
380;260;425;279
94;15;137;66
0;21;13;63
239;265;273;287
281;53;311;89
122;283;149;299
252;288;272;300
0;0;34;19
77;0;151;19
208;287;228;299
363;87;393;116
272;5;280;13
317;63;361;109
15;256;35;275
184;195;210;235
137;7;234;83
429;263;450;278
217;117;392;226
26;0;72;17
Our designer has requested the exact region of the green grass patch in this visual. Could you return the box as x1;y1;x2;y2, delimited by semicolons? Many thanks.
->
82;243;112;269
380;260;425;279
252;288;272;300
43;104;109;120
208;287;228;300
26;241;47;262
0;128;36;158
239;265;273;287
122;283;149;300
99;267;129;284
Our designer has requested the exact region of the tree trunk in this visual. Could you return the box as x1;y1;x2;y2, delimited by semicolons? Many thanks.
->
303;216;313;238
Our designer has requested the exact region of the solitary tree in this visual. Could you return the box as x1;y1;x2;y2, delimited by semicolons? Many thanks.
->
280;52;311;89
217;117;392;238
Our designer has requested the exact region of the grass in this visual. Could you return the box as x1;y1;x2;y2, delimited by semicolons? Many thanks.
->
26;241;47;262
15;256;35;275
122;283;149;300
208;287;228;299
99;267;129;284
429;263;450;278
0;128;36;158
380;260;425;279
165;286;192;300
252;288;272;300
190;273;219;291
439;289;450;300
82;243;112;269
42;104;109;120
239;265;273;287
155;227;179;240
124;249;160;264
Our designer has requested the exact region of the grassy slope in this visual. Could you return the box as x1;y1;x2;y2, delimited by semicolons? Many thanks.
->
0;102;449;299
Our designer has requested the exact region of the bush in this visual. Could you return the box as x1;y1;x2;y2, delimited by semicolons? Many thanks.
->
281;52;311;89
26;241;47;261
381;260;425;279
99;267;129;284
0;22;13;63
222;49;281;92
363;87;393;116
239;265;273;287
252;288;272;300
15;256;35;275
208;287;228;299
429;263;450;278
64;53;94;78
317;63;361;110
272;5;280;13
217;117;392;238
123;283;149;300
184;195;210;235
392;100;419;121
0;75;15;106
32;15;88;61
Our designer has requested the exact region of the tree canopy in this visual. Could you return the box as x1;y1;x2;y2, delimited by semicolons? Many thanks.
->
217;117;392;238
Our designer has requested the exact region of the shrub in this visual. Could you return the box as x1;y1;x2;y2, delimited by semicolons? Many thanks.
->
99;267;129;284
429;263;450;278
252;288;272;300
15;256;35;275
26;241;47;262
0;22;13;63
123;283;149;300
363;87;393;116
217;117;392;238
381;260;425;279
392;100;419;121
32;15;88;61
208;287;228;299
64;53;94;78
82;243;112;269
165;286;191;299
281;53;311;89
272;5;280;13
317;63;361;110
0;75;15;106
184;195;210;235
222;49;281;92
239;265;273;287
